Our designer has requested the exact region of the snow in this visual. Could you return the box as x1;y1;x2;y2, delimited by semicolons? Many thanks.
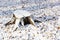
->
0;0;60;40
0;10;13;24
13;10;31;18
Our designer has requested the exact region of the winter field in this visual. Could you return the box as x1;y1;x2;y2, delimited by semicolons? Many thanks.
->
0;0;60;40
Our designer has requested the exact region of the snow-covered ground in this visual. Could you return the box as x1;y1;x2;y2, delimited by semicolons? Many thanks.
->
0;0;60;40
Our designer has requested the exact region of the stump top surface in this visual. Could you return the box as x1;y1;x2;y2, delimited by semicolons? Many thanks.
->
13;10;31;18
